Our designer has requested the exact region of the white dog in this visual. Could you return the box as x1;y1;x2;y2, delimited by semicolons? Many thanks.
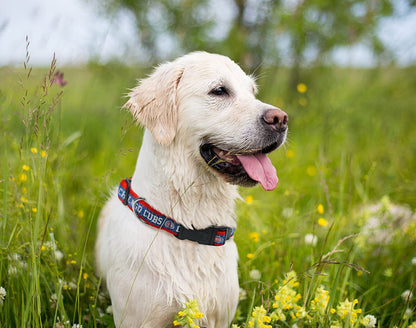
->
95;52;288;328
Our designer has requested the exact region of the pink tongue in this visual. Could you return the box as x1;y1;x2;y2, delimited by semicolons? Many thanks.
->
236;153;278;191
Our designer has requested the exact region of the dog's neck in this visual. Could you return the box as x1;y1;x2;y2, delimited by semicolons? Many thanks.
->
130;130;239;229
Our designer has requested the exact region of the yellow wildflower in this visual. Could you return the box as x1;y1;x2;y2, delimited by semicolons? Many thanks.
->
317;204;324;214
286;150;294;158
41;150;47;158
83;273;89;280
19;173;27;182
32;208;37;213
249;232;259;242
247;253;255;259
297;83;307;93
30;147;38;154
246;195;253;204
318;218;328;227
22;165;30;171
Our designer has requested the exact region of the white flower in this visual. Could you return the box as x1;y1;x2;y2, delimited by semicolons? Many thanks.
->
282;207;294;218
362;314;377;328
402;290;413;300
249;269;261;280
0;287;6;305
411;257;416;266
50;293;58;303
106;305;113;314
404;308;413;318
8;266;17;276
54;250;64;261
8;253;27;270
72;324;83;328
68;282;77;290
304;233;318;247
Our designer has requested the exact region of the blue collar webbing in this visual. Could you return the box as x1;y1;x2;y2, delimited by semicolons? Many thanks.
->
118;178;235;246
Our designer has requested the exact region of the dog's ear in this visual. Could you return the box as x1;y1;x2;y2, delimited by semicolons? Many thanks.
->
124;63;184;145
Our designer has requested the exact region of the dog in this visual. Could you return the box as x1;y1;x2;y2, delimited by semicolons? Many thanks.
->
95;52;288;328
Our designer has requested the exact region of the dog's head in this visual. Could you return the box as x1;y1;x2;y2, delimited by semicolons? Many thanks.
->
124;52;288;191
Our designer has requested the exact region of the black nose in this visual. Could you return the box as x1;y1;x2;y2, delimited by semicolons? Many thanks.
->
262;108;288;131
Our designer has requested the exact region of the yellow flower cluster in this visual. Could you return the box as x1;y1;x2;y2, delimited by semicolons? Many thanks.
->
230;271;372;327
317;204;328;226
335;298;362;325
247;305;272;328
271;271;306;322
310;285;330;316
30;147;47;157
173;299;204;328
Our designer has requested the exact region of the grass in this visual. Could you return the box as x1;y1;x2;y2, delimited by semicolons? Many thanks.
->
0;49;415;327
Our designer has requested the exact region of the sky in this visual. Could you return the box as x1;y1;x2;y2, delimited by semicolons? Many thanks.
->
1;0;416;67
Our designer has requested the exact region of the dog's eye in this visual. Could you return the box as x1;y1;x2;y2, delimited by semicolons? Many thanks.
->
210;86;229;96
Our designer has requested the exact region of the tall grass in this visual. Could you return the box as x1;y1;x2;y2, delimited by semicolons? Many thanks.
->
0;44;415;327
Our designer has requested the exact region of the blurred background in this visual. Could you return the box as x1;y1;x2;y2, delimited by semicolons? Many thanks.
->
1;0;416;70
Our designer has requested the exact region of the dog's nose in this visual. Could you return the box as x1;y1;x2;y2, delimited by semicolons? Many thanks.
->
262;108;288;131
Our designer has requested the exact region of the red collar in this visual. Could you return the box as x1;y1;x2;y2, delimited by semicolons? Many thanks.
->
118;178;235;246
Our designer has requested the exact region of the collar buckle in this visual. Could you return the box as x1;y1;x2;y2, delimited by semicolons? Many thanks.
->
177;225;234;246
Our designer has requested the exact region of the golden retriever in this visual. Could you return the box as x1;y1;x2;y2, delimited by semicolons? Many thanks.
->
95;52;288;328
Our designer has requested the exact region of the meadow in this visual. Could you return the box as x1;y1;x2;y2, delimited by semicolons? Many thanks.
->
0;53;415;327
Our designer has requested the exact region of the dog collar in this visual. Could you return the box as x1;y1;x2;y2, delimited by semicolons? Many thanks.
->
118;178;235;246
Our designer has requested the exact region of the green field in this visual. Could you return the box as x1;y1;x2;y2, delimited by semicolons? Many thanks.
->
0;60;415;327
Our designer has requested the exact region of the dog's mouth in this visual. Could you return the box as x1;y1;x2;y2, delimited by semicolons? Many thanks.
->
200;142;280;191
